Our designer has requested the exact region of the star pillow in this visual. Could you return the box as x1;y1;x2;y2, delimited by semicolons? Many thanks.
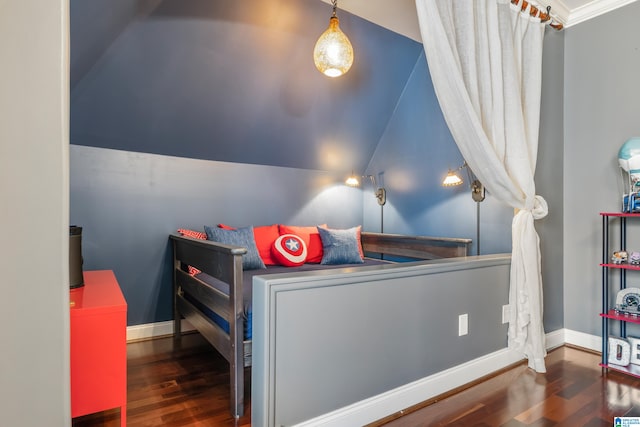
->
272;234;308;267
278;224;327;263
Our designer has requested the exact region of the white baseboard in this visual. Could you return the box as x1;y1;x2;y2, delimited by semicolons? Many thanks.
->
126;319;194;342
562;328;601;352
545;327;566;350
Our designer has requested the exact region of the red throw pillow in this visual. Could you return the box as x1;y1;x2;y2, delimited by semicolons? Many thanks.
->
272;234;307;267
177;228;207;240
218;224;280;265
176;229;207;275
278;224;327;263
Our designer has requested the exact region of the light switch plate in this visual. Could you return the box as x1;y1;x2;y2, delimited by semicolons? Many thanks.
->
458;313;468;336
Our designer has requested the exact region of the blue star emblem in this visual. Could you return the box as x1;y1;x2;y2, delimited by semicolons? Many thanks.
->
285;238;300;251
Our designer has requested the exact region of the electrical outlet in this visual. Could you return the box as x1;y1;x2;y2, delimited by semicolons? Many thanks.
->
458;314;468;336
502;304;510;324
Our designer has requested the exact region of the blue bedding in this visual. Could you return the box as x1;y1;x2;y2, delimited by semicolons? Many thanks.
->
188;259;388;340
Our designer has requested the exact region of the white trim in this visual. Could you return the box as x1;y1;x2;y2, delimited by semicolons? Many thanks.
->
545;327;566;350
537;0;639;28
565;0;639;27
126;319;194;342
563;328;602;352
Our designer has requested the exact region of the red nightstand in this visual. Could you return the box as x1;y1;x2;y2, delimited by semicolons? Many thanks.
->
70;270;127;425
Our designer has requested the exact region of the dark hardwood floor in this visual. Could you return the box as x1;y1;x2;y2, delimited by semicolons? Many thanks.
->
72;333;251;427
72;334;640;426
373;345;640;427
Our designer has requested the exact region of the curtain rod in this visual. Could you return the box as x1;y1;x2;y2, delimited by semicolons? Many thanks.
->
511;0;564;30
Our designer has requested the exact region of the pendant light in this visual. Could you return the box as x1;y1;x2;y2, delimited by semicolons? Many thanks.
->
313;0;354;78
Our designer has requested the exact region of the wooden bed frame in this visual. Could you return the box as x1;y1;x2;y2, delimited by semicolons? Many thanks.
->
170;231;471;418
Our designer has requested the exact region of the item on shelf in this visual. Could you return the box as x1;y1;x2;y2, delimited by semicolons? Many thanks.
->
612;250;629;264
615;288;640;315
609;336;632;366
629;337;640;366
618;137;640;212
631;252;640;265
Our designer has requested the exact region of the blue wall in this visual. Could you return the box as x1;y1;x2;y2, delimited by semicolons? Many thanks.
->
70;0;513;326
70;146;364;325
364;52;512;254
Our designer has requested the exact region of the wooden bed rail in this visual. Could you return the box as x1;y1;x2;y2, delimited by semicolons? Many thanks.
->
361;232;471;259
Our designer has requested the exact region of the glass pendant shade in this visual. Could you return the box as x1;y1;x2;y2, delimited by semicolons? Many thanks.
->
442;170;464;187
345;175;359;187
314;16;354;78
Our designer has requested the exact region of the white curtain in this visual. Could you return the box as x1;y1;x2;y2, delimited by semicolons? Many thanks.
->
415;0;548;372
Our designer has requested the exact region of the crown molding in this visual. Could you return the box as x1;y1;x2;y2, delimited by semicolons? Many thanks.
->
520;0;639;28
566;0;639;27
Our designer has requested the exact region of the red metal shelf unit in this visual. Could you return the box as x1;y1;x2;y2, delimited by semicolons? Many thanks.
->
600;212;640;378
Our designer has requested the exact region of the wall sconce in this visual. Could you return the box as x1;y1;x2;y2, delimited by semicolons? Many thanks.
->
346;173;386;206
443;161;484;255
313;0;354;78
442;162;485;202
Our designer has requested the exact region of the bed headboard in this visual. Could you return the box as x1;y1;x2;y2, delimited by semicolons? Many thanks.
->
361;232;471;260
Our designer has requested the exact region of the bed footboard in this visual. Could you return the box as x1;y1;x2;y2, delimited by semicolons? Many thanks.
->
170;234;248;418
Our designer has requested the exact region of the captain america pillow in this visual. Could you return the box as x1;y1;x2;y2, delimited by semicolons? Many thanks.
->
272;234;308;266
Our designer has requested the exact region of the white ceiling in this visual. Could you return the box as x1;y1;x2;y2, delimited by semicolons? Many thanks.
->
322;0;640;41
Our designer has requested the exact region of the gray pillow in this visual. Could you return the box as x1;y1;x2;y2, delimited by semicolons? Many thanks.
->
204;225;266;270
317;226;364;265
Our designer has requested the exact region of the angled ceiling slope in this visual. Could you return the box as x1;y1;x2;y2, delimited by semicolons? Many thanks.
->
70;0;160;89
70;0;423;173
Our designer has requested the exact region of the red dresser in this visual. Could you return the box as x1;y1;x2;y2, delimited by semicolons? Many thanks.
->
70;270;127;425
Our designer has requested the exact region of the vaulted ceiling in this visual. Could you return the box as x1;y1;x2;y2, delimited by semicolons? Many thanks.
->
70;0;638;173
70;0;423;173
71;0;639;88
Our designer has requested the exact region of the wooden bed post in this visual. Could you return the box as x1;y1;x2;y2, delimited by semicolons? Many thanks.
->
172;239;182;341
229;254;245;418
